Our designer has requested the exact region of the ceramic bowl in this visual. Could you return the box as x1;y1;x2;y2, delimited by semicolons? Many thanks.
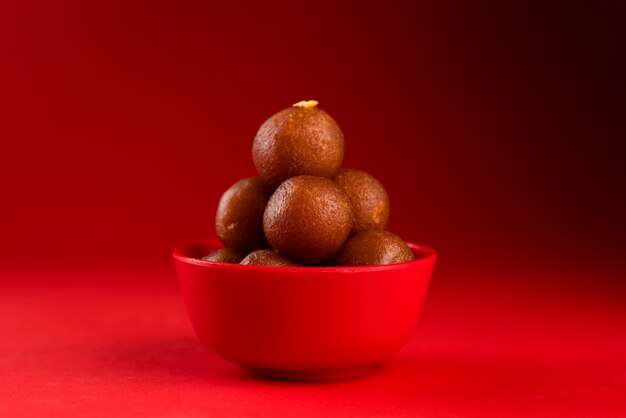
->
173;238;436;380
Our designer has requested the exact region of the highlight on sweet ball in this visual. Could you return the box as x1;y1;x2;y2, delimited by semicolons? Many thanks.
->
332;230;415;266
334;168;390;234
263;175;353;265
215;177;274;253
252;101;345;187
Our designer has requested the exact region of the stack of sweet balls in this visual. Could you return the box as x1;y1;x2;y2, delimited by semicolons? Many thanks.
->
201;100;415;267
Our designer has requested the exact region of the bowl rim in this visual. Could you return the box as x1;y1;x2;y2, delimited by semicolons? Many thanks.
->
173;237;437;274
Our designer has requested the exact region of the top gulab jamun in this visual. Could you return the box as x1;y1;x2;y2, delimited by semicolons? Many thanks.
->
252;101;345;187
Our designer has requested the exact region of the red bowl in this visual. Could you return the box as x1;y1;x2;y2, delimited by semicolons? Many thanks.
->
173;238;437;381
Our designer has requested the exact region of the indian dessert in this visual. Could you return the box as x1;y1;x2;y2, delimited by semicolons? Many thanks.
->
263;175;353;264
240;249;300;266
252;100;345;187
334;168;390;234
215;177;274;252
203;100;417;267
332;230;415;266
201;248;245;264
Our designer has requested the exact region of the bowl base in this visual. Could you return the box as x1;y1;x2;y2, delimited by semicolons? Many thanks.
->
241;365;372;381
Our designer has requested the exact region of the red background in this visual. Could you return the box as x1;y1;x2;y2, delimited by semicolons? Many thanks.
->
2;0;625;416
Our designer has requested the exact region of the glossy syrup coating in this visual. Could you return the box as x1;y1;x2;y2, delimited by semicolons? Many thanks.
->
215;177;274;252
201;248;245;264
252;103;345;187
334;169;390;234
240;249;300;266
263;175;353;264
332;230;415;266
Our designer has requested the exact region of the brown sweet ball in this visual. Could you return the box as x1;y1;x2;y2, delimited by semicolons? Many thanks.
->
215;177;274;252
240;249;300;267
252;100;345;186
334;168;390;234
332;230;415;266
201;248;245;264
263;175;353;264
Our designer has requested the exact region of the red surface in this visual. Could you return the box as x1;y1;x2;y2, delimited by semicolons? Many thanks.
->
2;262;625;417
2;0;625;416
174;239;435;379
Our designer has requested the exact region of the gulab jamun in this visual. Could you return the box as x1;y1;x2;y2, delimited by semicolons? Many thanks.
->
252;101;345;186
201;248;245;264
334;168;390;233
263;175;353;264
215;177;274;252
240;249;300;266
332;230;415;266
